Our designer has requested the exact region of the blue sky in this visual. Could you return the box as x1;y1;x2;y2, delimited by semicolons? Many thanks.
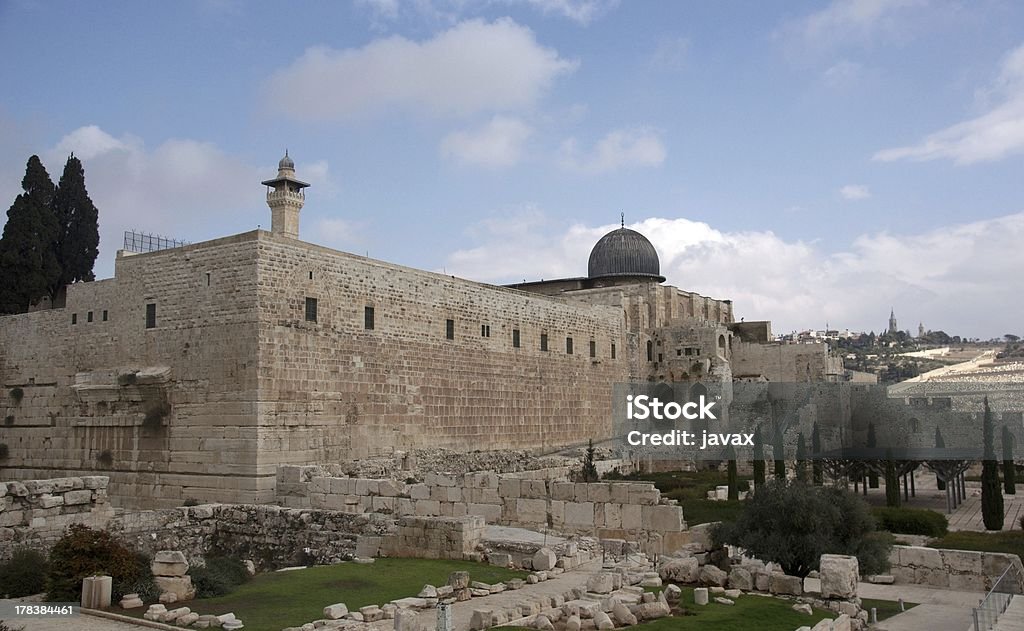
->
1;0;1023;338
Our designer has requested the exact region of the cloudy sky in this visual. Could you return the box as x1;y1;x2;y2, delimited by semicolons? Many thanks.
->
1;0;1022;338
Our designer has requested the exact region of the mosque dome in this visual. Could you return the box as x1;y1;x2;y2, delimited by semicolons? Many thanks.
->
587;227;663;280
278;151;295;170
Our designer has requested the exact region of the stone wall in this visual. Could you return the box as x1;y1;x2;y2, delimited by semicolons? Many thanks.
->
888;545;1024;592
731;340;844;382
0;476;114;561
380;515;485;560
276;468;685;542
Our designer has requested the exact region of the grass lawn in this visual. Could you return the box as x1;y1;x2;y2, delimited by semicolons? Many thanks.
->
860;598;918;622
928;530;1024;558
605;469;752;525
498;587;832;631
125;558;527;631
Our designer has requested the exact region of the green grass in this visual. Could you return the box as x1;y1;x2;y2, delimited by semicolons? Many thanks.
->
605;469;752;525
928;530;1024;559
497;587;834;631
861;598;918;622
124;559;527;631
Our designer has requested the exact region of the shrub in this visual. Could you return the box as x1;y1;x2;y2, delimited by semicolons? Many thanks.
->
873;507;949;537
46;525;148;602
188;557;250;598
97;450;113;467
117;373;137;386
9;387;24;404
3;415;12;426
0;548;48;597
183;497;200;507
712;479;891;578
0;443;8;459
142;401;170;431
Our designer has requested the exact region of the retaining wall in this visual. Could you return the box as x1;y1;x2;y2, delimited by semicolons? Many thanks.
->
889;545;1024;592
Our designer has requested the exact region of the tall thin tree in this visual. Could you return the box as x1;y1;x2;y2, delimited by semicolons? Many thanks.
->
981;398;1005;530
1002;426;1016;495
935;427;946;491
49;153;99;301
752;425;766;488
811;422;823;485
0;156;59;313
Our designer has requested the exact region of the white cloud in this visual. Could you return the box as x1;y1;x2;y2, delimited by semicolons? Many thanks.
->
839;184;871;200
558;127;666;174
874;43;1024;164
354;0;618;26
823;60;863;87
356;0;400;21
782;0;925;50
443;211;1024;338
264;19;577;121
440;116;533;168
521;0;618;25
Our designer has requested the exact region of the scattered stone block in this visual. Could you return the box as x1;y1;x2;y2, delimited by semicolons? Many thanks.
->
534;614;554;631
769;573;803;596
660;557;698;583
698;565;727;587
635;601;671;620
176;613;200;627
449;571;470;589
792;603;813;616
324;604;348;619
694;588;709;606
594;611;614;630
144;604;167;621
587;572;616;594
819;554;859;600
728;567;753;591
533;547;557;571
714;597;734;605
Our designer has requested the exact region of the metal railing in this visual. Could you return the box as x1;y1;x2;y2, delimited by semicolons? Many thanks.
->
123;230;189;253
974;562;1024;630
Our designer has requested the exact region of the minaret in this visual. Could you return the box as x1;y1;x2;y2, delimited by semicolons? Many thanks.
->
261;151;309;239
888;308;898;334
918;322;925;338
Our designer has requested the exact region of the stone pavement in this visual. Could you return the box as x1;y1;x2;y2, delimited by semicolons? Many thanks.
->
994;595;1024;630
0;602;155;631
949;494;1024;532
854;581;984;631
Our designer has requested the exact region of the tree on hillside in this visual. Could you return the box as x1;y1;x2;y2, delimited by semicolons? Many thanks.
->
884;451;900;508
1002;426;1016;495
795;433;808;482
49;154;99;301
773;426;786;481
752;425;766;488
727;445;739;501
580;438;598;482
811;422;823;485
712;480;891;578
0;156;59;314
981;397;1005;530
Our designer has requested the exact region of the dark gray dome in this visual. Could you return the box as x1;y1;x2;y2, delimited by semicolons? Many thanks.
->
279;151;294;169
588;227;663;280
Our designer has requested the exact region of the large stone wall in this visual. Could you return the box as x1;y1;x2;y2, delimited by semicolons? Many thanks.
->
730;340;844;382
888;545;1024;592
276;467;685;543
0;476;114;560
380;515;485;560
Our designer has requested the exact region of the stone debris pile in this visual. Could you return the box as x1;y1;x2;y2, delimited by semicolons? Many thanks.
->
143;604;241;629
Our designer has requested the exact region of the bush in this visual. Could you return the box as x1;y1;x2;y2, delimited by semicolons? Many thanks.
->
46;525;151;602
187;557;250;598
712;480;891;578
873;507;949;537
9;387;24;403
0;548;48;597
0;443;8;459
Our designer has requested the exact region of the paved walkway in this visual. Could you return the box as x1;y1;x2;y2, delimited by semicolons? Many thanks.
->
855;582;983;631
995;595;1024;630
0;601;154;631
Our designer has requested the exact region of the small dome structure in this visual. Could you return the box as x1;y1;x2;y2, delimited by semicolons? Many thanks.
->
278;151;295;170
587;227;663;281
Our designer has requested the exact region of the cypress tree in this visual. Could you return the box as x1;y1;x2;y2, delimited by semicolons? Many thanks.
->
981;398;1004;530
811;422;823;485
795;433;807;482
49;153;99;300
0;156;58;313
1003;426;1016;495
727;448;739;501
752;425;766;488
773;426;786;481
935;427;946;491
867;422;879;488
884;454;900;508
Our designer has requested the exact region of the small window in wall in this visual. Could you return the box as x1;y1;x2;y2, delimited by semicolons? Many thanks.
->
685;348;693;356
540;333;548;351
364;306;375;330
658;353;664;362
611;343;617;359
309;271;314;280
87;311;93;323
304;297;318;322
676;349;682;356
206;272;211;286
647;340;653;362
71;313;77;325
590;341;596;358
566;337;574;354
695;349;701;356
446;319;455;340
102;310;108;322
145;303;156;329
512;329;521;348
481;324;490;337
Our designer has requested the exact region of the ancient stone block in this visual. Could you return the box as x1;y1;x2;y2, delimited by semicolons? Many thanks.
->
728;566;753;591
898;546;942;569
533;548;557;571
621;504;642;530
819;554;859;600
498;478;521;498
768;573;802;596
642;505;683;532
564;502;594;527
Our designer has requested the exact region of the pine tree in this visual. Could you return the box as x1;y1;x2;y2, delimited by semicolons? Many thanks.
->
867;422;879;488
727;446;739;501
795;433;808;482
981;398;1005;530
1003;426;1016;495
811;422;823;485
773;426;786;480
0;156;58;313
935;427;946;491
884;454;900;508
49;154;99;300
581;439;598;483
752;425;766;488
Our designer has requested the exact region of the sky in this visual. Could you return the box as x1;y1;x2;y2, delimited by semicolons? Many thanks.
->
1;0;1023;339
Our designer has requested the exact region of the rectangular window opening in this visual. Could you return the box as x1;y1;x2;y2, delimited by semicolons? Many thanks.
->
102;310;108;322
566;337;574;355
87;311;93;323
611;343;617;359
304;297;318;323
540;333;548;351
589;340;596;358
481;324;490;337
206;272;211;286
446;319;455;340
512;329;521;348
364;306;375;330
71;313;77;325
145;303;156;329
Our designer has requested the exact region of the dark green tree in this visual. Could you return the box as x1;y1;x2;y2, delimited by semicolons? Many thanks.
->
773;426;786;480
884;451;901;508
935;427;946;491
49;154;99;300
0;156;58;314
752;425;766;488
580;438;599;482
795;433;808;482
1003;426;1016;495
811;422;823;485
982;398;1005;529
727;445;739;501
712;480;891;578
867;422;879;488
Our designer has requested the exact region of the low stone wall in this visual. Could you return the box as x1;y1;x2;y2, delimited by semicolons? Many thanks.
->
276;467;685;542
0;476;114;560
889;545;1024;592
380;515;485;560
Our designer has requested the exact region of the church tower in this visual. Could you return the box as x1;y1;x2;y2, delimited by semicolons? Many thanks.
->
262;151;309;239
888;308;898;334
